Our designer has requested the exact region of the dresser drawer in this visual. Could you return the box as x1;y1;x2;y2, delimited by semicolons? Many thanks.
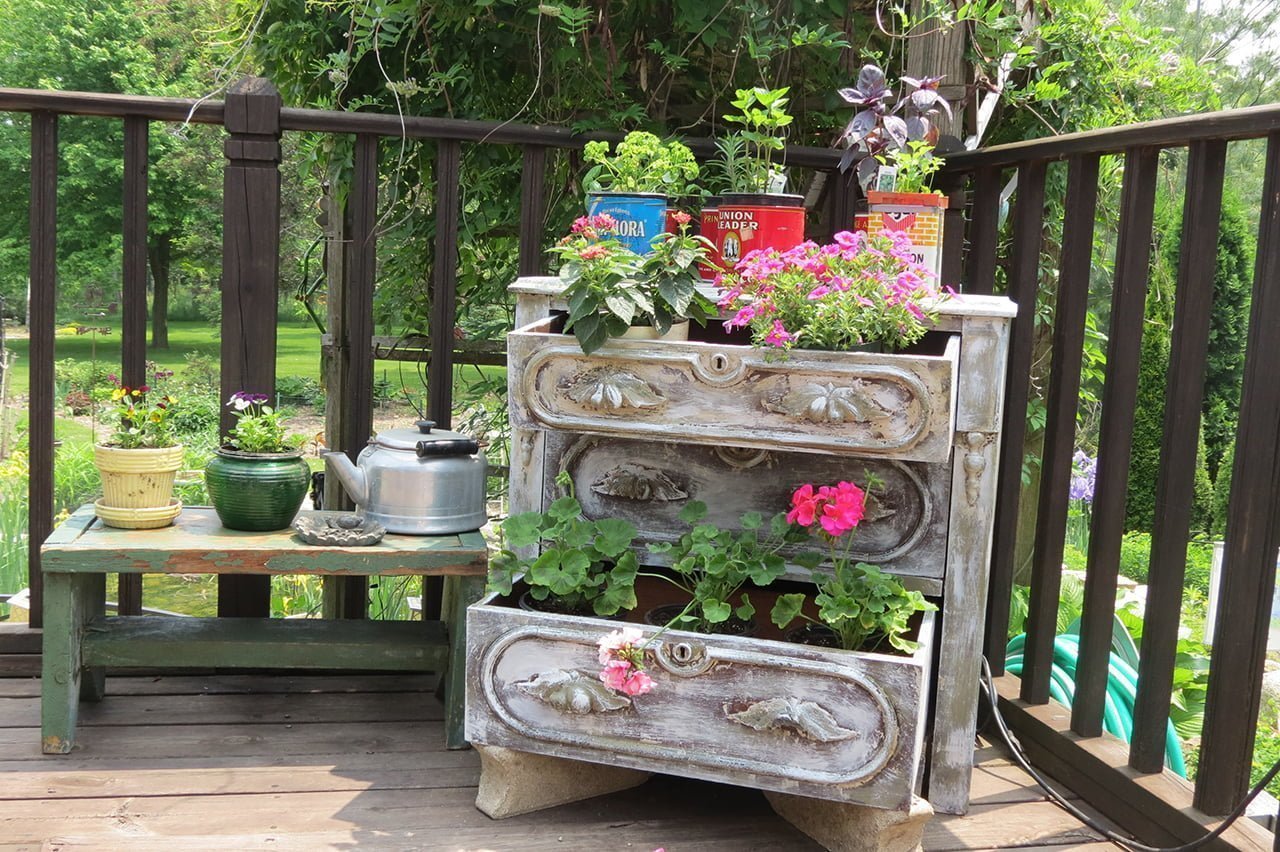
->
466;599;934;809
541;432;951;586
509;317;960;464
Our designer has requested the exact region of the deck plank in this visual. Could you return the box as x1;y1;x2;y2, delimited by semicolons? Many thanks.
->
0;673;1119;850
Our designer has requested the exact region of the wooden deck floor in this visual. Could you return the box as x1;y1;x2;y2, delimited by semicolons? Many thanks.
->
0;673;1122;851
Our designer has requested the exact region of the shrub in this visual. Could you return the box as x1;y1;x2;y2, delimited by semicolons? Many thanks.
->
1118;532;1152;584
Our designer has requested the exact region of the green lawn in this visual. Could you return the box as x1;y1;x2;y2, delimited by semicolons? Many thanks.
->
4;317;324;395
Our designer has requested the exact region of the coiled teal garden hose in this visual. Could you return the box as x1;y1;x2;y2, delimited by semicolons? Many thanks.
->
1005;631;1187;777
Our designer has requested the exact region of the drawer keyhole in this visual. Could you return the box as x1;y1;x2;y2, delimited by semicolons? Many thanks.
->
670;643;694;664
710;354;729;372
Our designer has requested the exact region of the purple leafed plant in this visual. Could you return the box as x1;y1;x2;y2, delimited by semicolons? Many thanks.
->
836;64;954;187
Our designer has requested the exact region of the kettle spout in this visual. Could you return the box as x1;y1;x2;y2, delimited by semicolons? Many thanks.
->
323;452;368;507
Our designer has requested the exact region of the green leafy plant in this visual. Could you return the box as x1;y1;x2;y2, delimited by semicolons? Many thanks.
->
718;231;945;351
487;471;639;616
714;87;794;194
224;392;298;454
770;481;935;653
881;140;945;194
638;213;716;334
773;561;934;653
644;501;800;633
105;382;180;449
583;131;700;196
549;213;716;352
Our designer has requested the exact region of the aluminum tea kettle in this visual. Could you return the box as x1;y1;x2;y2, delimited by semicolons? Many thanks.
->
324;420;487;535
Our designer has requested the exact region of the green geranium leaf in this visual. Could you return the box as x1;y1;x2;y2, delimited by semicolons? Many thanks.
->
594;517;638;557
528;548;590;596
793;550;825;571
735;593;756;622
771;593;806;628
546;496;582;522
701;598;731;624
739;512;763;530
678;501;708;524
502;512;544;549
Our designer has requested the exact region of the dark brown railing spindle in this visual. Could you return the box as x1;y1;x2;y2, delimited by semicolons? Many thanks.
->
1195;132;1280;816
330;133;379;620
983;160;1047;671
1071;147;1159;736
428;139;462;429
1021;154;1100;703
118;115;149;617
517;145;547;277
1130;140;1226;772
964;166;1001;295
27;111;58;631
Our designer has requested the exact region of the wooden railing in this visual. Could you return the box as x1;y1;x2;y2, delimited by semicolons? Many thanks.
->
3;78;855;630
947;103;1280;840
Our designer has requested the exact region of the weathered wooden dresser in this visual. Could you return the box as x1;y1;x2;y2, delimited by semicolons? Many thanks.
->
472;276;1014;816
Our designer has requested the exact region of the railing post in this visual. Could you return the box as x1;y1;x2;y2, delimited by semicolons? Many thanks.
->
118;115;148;617
27;111;57;631
518;145;547;277
217;77;282;619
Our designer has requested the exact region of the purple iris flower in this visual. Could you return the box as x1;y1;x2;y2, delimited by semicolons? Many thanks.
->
1069;450;1096;504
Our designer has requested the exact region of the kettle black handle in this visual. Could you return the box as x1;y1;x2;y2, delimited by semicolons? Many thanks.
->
415;438;480;458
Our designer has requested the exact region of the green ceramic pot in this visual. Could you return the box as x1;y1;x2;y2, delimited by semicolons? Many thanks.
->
205;447;311;531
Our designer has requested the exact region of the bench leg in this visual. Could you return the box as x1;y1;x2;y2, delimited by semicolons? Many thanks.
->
443;574;485;750
42;572;99;754
81;572;106;702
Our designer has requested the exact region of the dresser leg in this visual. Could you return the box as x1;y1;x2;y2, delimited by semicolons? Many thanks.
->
443;574;485;749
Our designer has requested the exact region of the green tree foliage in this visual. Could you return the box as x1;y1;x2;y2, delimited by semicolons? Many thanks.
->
237;0;870;333
0;0;223;342
1125;289;1172;533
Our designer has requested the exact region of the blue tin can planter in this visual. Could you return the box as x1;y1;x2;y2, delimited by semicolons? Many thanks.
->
587;191;668;255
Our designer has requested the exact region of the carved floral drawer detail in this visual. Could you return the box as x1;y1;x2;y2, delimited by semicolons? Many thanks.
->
541;432;951;583
508;318;961;464
466;602;934;809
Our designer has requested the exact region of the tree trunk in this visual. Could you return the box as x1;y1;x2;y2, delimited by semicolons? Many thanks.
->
149;233;171;349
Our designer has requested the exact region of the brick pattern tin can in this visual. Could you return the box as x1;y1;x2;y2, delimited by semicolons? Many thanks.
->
865;191;948;279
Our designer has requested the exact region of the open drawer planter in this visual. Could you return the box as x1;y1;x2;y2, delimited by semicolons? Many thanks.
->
464;594;935;810
508;316;961;464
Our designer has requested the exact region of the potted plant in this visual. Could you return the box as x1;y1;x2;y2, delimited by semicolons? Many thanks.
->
93;381;183;529
583;131;700;255
838;65;953;277
549;212;715;354
770;481;936;651
707;87;805;272
642;501;797;634
205;392;310;531
716;229;946;352
487;472;640;617
465;474;938;811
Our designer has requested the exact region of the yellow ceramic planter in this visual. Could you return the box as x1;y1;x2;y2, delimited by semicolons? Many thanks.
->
93;444;185;528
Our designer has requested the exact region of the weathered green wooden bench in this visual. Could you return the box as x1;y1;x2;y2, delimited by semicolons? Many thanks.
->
40;505;488;754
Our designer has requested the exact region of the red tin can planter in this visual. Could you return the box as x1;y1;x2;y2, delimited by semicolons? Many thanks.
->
698;198;721;280
715;193;805;270
865;191;948;279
